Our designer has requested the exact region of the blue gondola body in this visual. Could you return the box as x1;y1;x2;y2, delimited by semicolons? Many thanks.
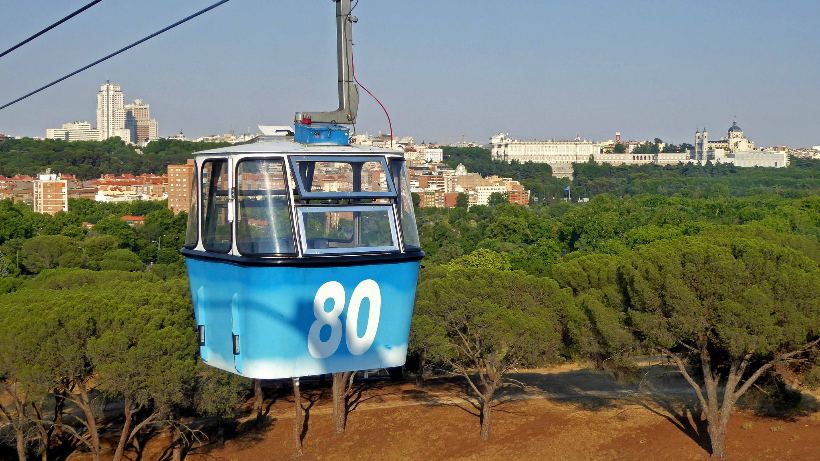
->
187;258;420;379
182;140;423;379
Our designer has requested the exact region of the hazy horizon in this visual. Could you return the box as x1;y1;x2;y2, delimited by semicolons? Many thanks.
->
1;0;818;146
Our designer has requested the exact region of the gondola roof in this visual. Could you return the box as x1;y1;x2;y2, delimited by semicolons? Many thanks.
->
194;138;404;157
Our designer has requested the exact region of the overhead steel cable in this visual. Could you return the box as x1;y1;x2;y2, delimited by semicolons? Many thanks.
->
0;0;104;59
0;0;231;112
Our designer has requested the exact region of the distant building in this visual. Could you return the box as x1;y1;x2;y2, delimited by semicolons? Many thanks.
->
33;172;68;214
0;175;34;204
167;160;195;214
410;162;530;208
474;184;508;206
594;150;689;166
490;133;598;178
423;147;443;163
403;146;444;165
95;173;167;202
692;122;788;168
96;82;132;142
418;190;444;208
125;99;159;144
194;132;256;144
120;215;145;227
46;121;100;142
350;133;412;150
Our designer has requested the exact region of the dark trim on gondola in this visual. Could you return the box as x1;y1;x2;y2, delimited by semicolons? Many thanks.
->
181;247;424;267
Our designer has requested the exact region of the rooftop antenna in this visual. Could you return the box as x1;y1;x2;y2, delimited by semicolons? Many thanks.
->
293;0;358;145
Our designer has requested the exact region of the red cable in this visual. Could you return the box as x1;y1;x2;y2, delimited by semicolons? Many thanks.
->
351;49;393;144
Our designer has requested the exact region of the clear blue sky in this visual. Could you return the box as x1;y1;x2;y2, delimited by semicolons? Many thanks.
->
1;0;818;146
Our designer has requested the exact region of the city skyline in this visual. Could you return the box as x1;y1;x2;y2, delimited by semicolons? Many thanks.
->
45;81;159;144
0;1;819;146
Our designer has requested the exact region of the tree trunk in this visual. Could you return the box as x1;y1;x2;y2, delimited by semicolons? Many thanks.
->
112;398;134;461
216;417;225;446
172;445;182;461
332;372;347;434
77;382;101;461
479;395;491;441
31;403;49;461
707;416;727;459
700;347;730;460
254;379;265;427
10;391;28;461
416;350;426;388
14;425;26;461
171;426;183;461
293;378;303;457
52;382;68;440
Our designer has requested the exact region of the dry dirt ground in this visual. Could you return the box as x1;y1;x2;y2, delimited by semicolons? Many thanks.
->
179;365;820;461
57;364;819;460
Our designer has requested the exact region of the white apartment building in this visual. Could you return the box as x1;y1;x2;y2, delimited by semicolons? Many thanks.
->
490;133;598;178
46;121;100;142
422;147;443;163
97;82;131;141
474;184;508;206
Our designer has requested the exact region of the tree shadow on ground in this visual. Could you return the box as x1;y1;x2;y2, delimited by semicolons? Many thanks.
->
517;363;713;452
299;388;323;444
408;364;712;451
346;378;381;414
627;370;712;453
739;378;820;422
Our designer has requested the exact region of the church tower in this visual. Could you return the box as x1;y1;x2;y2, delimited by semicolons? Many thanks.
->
694;128;709;164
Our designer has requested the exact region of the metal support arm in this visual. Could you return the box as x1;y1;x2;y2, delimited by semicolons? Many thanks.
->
295;0;359;125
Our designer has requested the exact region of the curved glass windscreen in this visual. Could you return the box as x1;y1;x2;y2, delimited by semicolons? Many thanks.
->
290;156;396;199
297;206;398;254
184;167;198;248
236;159;295;255
202;160;231;253
392;160;421;250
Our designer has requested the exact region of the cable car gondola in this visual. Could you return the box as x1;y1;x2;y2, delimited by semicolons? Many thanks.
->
182;0;423;380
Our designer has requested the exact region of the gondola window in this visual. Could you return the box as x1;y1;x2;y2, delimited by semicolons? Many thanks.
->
298;206;398;254
236;159;295;255
184;167;198;248
201;160;231;253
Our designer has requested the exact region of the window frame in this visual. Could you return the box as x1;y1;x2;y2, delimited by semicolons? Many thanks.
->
388;158;421;251
289;155;397;200
233;157;297;257
183;165;199;249
296;204;400;255
200;158;232;254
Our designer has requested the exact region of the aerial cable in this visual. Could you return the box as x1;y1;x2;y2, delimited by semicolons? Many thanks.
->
345;1;391;142
0;0;231;112
0;0;104;59
351;51;393;144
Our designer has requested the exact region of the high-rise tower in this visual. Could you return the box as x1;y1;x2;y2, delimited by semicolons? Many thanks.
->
96;82;131;141
125;98;159;144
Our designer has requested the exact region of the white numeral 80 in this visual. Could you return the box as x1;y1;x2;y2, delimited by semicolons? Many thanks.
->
308;280;381;359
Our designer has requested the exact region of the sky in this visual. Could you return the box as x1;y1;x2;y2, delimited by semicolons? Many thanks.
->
0;0;818;146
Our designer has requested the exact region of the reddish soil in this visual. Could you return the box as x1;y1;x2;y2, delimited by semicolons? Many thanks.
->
183;380;820;461
58;366;820;460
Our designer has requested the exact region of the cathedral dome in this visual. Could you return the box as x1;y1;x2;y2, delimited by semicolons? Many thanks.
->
728;122;743;133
